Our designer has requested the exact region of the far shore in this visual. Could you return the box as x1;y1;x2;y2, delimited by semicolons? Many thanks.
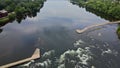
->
0;12;15;23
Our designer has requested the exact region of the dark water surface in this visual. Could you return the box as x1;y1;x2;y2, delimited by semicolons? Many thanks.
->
0;0;120;68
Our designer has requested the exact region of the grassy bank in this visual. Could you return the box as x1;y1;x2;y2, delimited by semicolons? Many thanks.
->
0;17;9;23
0;12;15;24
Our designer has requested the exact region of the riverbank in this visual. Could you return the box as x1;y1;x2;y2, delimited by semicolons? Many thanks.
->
70;0;120;36
0;0;46;24
0;17;9;23
0;12;15;24
70;0;120;20
1;0;120;68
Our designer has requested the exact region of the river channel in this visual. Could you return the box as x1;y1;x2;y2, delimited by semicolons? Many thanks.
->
0;0;120;68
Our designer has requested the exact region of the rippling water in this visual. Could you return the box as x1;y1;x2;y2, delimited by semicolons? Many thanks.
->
0;0;120;68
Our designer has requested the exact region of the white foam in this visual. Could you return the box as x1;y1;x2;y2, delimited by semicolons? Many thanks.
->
59;47;92;66
101;48;118;56
74;39;85;47
35;59;52;67
42;50;55;58
58;64;65;68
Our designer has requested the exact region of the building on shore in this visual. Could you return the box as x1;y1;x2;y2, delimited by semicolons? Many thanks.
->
0;10;8;18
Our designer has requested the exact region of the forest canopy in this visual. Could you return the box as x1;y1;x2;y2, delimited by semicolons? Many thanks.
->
0;0;46;23
70;0;120;19
0;0;45;14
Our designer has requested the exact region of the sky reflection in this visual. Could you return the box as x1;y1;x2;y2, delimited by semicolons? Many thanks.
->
0;0;120;67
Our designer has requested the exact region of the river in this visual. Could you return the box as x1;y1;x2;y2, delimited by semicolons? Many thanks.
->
0;0;120;68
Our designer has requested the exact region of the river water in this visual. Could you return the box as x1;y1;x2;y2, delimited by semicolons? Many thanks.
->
0;0;120;68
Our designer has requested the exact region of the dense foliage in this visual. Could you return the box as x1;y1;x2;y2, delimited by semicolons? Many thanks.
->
70;0;120;38
0;0;45;15
0;0;44;10
117;25;120;38
70;0;120;20
0;0;45;23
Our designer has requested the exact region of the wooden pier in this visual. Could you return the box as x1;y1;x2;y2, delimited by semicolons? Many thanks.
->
0;48;40;68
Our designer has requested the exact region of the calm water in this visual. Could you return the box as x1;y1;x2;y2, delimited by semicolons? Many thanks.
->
0;0;120;68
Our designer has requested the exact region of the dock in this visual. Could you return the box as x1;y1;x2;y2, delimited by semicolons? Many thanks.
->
0;48;40;68
76;20;120;34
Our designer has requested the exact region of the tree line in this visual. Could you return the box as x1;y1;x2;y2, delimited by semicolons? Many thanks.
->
0;0;45;16
0;0;46;23
70;0;120;38
70;0;120;19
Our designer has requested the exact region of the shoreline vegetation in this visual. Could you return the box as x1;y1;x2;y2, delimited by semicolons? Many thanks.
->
0;0;46;24
70;0;120;37
0;12;15;23
70;0;120;20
